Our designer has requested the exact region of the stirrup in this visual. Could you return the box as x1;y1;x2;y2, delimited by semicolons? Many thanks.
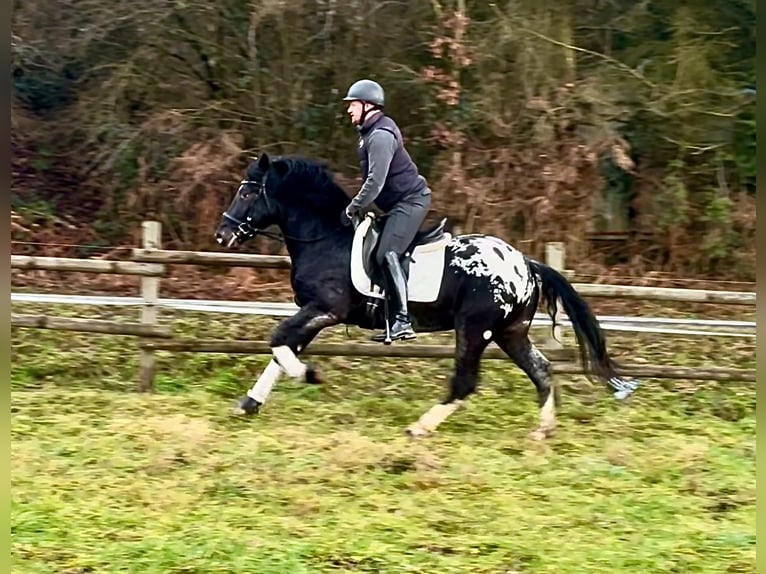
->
371;320;416;343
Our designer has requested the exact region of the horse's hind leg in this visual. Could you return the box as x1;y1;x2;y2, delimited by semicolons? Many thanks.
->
406;320;491;437
493;328;558;440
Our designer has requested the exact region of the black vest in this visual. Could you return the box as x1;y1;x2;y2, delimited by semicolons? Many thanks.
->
357;114;428;212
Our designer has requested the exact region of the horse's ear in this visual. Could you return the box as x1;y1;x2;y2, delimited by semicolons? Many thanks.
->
258;153;271;171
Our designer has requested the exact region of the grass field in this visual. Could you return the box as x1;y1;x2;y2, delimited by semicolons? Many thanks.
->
11;306;756;573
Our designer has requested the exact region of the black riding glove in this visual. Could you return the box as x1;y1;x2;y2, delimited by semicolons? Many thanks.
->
340;206;356;227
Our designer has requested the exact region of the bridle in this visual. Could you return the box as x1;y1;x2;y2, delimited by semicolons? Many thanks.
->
221;174;344;245
221;178;270;244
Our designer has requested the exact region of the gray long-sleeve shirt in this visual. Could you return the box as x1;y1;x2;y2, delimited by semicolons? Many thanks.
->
348;128;398;212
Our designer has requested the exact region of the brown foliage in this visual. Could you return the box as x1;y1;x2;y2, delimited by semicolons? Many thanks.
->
10;0;756;282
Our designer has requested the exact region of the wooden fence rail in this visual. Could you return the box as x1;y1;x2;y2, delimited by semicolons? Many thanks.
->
131;248;292;269
11;314;172;338
138;340;576;361
570;283;755;305
11;255;165;277
138;339;754;382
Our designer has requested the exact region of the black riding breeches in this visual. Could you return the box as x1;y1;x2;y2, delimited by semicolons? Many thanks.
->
375;190;432;266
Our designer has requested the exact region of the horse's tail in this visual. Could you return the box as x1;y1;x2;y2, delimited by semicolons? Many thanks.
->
528;259;624;386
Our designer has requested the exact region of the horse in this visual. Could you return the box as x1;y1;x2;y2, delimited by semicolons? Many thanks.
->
214;152;638;438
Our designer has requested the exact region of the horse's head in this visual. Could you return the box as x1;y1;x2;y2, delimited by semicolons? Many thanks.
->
215;153;287;247
215;152;351;248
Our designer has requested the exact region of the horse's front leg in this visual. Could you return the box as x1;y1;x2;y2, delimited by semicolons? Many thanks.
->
233;305;339;416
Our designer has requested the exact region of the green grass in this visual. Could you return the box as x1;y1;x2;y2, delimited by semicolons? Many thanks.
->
11;306;756;573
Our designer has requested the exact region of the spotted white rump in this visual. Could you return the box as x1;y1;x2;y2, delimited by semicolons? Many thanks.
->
448;235;535;315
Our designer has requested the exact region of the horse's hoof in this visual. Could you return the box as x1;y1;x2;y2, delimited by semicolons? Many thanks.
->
231;396;261;417
305;364;323;385
405;424;430;438
609;377;640;400
528;427;554;441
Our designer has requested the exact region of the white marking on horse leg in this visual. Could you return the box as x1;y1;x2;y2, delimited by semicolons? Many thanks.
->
529;388;557;440
540;389;556;430
247;359;282;404
406;400;464;436
272;345;307;378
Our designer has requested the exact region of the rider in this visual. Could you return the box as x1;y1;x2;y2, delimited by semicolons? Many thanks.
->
341;78;432;342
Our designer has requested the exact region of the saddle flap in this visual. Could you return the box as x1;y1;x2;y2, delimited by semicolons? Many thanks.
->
350;214;452;304
360;219;380;279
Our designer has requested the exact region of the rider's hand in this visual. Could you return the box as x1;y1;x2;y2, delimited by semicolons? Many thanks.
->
340;206;355;227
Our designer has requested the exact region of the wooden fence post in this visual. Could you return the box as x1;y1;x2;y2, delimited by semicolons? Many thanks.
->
545;241;566;274
139;221;162;391
545;242;565;349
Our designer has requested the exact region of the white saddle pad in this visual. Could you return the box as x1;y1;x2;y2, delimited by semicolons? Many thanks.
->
350;216;452;303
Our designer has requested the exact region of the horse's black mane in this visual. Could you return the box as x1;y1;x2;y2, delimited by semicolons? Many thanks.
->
278;155;336;188
250;155;351;213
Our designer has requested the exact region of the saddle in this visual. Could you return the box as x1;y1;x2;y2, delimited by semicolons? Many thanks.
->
350;213;453;305
361;216;447;280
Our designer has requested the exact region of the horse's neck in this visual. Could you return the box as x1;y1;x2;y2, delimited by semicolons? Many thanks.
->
280;213;351;265
277;169;351;263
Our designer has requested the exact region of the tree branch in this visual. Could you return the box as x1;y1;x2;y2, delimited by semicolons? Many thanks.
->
518;26;656;89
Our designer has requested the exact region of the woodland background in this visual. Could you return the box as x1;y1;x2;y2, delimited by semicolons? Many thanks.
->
11;0;756;281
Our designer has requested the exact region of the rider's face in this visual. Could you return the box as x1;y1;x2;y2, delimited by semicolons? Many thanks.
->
346;100;366;126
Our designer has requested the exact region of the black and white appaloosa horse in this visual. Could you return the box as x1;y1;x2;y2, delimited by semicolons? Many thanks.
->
214;153;638;439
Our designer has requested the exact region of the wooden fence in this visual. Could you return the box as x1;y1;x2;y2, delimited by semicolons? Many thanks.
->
11;221;757;391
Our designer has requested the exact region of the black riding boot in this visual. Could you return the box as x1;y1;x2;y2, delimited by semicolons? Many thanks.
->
372;251;416;343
